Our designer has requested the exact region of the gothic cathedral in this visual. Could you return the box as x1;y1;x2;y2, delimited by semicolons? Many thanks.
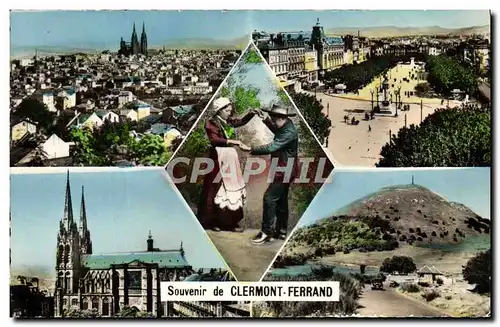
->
119;22;148;56
54;173;193;317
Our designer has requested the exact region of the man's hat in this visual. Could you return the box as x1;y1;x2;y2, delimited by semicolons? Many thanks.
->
262;104;296;117
212;97;232;112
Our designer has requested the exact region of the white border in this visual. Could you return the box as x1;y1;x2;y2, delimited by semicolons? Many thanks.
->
4;4;498;325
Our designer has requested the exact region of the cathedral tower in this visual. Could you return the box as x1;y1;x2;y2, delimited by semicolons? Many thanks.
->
131;23;140;55
55;172;83;316
147;230;154;251
140;22;148;56
79;186;92;255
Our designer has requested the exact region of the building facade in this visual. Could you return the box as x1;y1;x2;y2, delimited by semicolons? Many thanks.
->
253;19;368;86
54;173;193;318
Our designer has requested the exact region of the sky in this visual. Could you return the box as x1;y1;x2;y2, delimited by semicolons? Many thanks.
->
10;169;228;272
297;168;491;228
10;10;490;48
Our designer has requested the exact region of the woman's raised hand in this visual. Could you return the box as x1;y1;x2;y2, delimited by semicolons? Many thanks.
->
251;108;264;118
238;143;251;151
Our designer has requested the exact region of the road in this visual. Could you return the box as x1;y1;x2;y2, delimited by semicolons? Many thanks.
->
207;229;284;282
358;284;447;317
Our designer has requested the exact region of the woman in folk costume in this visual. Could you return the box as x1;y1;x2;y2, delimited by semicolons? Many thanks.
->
197;97;257;232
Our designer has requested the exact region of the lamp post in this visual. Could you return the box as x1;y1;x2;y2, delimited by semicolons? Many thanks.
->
376;89;380;107
397;86;402;109
370;89;374;110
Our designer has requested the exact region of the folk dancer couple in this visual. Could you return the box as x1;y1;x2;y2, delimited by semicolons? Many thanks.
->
197;97;299;245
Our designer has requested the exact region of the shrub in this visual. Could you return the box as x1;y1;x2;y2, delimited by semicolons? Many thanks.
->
415;82;430;94
401;283;420;293
462;249;491;294
389;281;399;288
380;256;417;274
416;227;422;233
422;290;440;302
418;281;430;287
436;278;444;286
417;237;423;242
409;228;415;233
431;231;437;237
445;295;452;300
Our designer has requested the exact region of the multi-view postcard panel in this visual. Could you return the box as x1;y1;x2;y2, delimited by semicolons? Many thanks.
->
255;168;491;317
9;9;491;319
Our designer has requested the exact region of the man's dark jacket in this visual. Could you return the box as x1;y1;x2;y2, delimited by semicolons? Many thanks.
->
251;117;299;183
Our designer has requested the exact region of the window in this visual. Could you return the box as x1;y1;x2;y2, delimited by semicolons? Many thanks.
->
63;298;68;306
82;299;88;310
102;298;110;316
71;299;78;306
127;271;142;290
92;298;99;310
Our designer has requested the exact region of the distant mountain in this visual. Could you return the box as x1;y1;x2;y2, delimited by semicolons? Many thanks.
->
326;25;491;37
158;35;249;50
10;35;249;59
293;184;490;252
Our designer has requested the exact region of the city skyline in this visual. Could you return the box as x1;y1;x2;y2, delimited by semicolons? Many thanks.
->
298;168;491;228
10;169;229;273
10;10;490;50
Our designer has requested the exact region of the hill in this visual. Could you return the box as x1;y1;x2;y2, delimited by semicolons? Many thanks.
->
283;184;489;261
326;25;490;37
159;35;249;50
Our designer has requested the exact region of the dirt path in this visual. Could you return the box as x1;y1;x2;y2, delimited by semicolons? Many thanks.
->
207;229;284;281
358;284;447;317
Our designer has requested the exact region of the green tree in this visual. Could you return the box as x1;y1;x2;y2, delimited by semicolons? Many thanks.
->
70;121;172;167
286;92;333;218
380;256;416;275
463;249;491;294
289;92;331;145
70;127;108;166
131;134;172;166
232;86;261;115
245;49;263;64
426;55;478;96
377;104;491;167
14;98;56;132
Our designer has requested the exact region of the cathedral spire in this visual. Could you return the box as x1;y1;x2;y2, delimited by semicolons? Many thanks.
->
79;185;92;255
80;186;87;232
141;22;146;35
412;174;415;185
63;171;74;228
180;241;185;257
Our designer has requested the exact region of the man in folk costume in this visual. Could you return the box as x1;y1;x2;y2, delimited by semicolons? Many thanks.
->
242;104;299;244
197;97;256;232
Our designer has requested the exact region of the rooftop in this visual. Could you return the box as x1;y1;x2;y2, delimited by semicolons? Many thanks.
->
81;250;190;270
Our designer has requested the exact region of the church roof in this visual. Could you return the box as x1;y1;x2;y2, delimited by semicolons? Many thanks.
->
81;251;190;269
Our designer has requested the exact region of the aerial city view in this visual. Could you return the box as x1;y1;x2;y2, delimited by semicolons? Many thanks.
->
9;9;492;320
252;10;491;167
10;11;245;167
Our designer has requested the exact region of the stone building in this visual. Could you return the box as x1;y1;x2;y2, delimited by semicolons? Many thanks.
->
54;172;192;317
